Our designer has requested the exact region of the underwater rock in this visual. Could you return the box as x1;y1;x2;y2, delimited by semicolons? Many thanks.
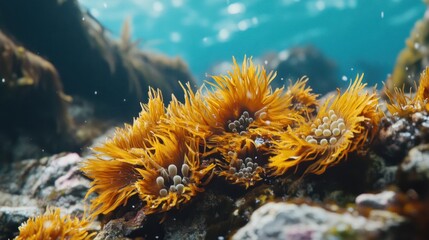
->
0;0;196;119
94;210;145;240
356;191;396;210
273;46;338;94
0;30;77;162
375;112;429;164
385;4;429;93
0;206;41;239
233;202;405;240
0;153;89;216
0;153;95;238
397;144;429;197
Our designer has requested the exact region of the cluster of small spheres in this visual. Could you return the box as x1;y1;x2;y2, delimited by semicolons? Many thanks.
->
227;111;254;135
228;154;259;179
156;163;191;197
305;110;346;146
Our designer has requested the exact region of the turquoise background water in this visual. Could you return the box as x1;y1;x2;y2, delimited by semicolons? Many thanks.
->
79;0;425;86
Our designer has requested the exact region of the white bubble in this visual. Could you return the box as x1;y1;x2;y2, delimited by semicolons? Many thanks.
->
264;60;268;65
237;20;249;31
170;32;182;43
94;91;98;95
217;29;230;41
278;50;290;61
171;0;183;7
381;11;384;18
1;78;5;83
227;3;245;14
341;75;348;81
315;0;325;11
251;17;259;25
123;99;127;102
103;3;107;8
82;17;85;21
153;1;164;13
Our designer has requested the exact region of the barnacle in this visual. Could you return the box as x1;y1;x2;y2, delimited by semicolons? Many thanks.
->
81;88;166;218
16;208;95;240
386;67;429;116
133;128;215;214
269;75;380;176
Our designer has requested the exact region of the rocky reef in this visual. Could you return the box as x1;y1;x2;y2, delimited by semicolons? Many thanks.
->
3;1;429;240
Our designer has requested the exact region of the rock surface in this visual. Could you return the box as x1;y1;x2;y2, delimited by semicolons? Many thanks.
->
0;153;91;239
233;202;404;240
397;144;429;196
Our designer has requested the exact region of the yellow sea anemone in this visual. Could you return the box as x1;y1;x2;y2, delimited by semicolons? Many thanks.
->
386;67;429;116
81;88;166;218
286;76;319;118
204;57;297;133
133;128;214;214
16;208;95;240
269;75;380;176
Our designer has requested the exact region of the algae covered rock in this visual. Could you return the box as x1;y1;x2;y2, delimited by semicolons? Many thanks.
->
233;202;405;240
397;144;429;197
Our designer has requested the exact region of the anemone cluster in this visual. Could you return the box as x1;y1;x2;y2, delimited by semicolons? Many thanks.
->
79;56;383;220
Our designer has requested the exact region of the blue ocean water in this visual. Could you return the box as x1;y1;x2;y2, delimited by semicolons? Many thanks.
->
79;0;425;86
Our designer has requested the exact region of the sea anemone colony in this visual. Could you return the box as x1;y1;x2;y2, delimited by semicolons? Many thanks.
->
82;56;380;220
16;208;95;240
